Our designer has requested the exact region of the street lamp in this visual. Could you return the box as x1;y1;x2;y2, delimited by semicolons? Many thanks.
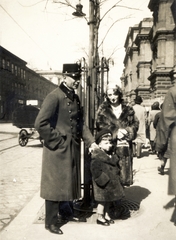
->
72;0;100;209
72;1;86;17
72;1;100;133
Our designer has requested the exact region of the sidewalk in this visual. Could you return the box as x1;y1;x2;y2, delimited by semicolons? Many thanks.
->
0;137;175;239
0;123;21;134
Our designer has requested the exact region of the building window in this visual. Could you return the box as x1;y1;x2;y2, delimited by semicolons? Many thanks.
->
2;59;5;69
15;66;17;76
7;61;10;70
23;71;26;79
11;63;14;73
21;69;23;79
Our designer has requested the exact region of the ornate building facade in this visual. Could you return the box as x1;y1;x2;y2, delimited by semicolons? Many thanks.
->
121;0;176;107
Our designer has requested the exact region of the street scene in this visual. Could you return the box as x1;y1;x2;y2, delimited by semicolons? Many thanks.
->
0;0;176;239
0;123;176;240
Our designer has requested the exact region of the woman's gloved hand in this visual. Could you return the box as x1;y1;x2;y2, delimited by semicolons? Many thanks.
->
117;128;128;140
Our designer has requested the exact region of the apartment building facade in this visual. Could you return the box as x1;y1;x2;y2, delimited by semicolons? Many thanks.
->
0;46;58;121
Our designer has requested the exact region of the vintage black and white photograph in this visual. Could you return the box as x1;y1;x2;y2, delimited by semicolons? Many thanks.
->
0;0;176;239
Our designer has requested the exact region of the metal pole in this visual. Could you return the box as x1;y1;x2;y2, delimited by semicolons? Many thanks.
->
88;0;95;132
82;0;95;209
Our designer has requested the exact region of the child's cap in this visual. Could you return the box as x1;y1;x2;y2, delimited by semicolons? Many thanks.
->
95;129;112;144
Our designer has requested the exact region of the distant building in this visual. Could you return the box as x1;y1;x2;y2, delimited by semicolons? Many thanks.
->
121;0;176;107
36;70;63;85
122;18;153;105
148;0;176;97
0;46;58;122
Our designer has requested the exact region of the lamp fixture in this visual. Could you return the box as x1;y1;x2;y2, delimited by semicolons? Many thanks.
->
72;1;86;17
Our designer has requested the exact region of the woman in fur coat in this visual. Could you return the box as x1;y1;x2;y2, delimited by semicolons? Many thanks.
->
91;129;124;226
96;83;139;186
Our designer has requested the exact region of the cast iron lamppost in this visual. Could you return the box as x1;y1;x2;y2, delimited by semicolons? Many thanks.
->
72;0;100;209
73;0;100;133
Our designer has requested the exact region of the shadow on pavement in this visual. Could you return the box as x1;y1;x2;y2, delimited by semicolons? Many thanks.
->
124;185;151;203
163;197;176;226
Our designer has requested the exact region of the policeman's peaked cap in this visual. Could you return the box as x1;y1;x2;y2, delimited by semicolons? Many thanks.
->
62;63;82;80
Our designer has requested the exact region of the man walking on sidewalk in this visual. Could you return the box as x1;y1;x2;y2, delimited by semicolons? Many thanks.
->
155;85;176;226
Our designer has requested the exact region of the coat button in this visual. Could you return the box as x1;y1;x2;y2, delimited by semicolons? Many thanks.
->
69;110;72;113
71;126;73;129
70;118;72;121
67;102;70;106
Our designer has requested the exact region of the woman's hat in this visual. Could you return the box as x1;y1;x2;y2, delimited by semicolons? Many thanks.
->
95;129;112;144
106;82;122;94
62;63;81;80
134;96;143;104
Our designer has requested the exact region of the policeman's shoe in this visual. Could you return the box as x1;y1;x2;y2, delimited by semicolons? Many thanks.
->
46;224;63;234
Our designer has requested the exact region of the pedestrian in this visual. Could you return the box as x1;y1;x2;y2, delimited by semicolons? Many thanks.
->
153;103;169;175
90;129;124;226
96;83;139;186
144;107;150;148
132;96;146;158
149;101;160;154
155;85;176;226
34;63;98;234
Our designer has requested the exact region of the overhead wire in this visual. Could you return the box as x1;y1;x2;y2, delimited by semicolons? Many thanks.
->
0;4;52;66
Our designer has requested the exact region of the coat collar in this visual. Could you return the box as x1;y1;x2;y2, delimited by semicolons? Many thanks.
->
98;101;127;122
92;148;116;166
59;82;75;101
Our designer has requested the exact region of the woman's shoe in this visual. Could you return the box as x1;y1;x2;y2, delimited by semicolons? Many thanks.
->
97;219;110;226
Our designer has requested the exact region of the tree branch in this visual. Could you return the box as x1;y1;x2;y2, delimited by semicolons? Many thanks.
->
100;1;141;23
98;15;132;48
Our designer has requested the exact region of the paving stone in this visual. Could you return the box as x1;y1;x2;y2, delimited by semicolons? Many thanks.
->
0;135;42;231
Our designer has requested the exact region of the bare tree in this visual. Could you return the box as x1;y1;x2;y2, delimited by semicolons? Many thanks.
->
51;0;140;64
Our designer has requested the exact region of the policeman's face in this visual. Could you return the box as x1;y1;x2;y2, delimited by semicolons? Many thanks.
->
107;89;119;104
64;76;80;90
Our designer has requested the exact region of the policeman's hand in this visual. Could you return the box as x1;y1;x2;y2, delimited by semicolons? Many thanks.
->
89;142;99;153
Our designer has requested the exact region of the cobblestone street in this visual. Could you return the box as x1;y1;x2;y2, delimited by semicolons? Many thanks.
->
0;131;42;231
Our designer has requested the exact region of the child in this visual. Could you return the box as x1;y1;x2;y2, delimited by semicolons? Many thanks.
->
90;129;125;226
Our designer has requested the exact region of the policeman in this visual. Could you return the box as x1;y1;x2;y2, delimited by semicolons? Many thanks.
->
35;63;98;234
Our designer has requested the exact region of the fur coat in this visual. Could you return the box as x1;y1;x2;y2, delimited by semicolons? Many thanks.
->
96;101;139;186
90;148;124;202
96;101;139;141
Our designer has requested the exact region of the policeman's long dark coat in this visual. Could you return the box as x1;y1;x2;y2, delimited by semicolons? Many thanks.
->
155;86;176;195
35;83;94;201
91;148;124;202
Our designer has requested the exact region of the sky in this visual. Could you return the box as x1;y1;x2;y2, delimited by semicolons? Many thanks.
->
0;0;152;84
